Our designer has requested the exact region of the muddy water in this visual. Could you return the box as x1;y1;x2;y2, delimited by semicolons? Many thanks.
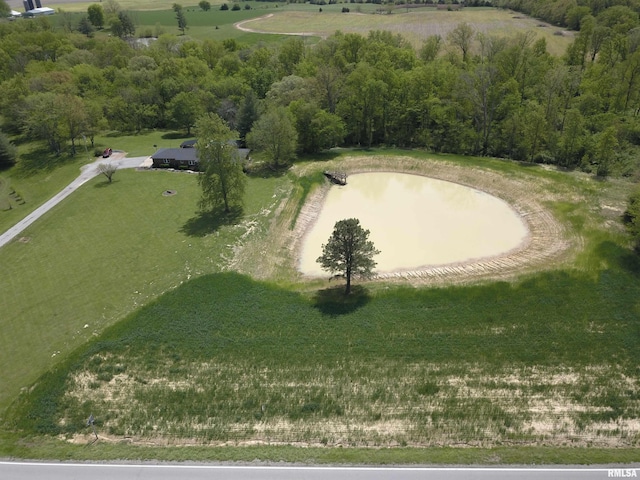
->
299;172;528;276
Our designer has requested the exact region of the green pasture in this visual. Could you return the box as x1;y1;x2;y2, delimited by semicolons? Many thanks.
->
11;267;640;440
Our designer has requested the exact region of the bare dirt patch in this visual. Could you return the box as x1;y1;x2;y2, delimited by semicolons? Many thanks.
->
62;359;640;448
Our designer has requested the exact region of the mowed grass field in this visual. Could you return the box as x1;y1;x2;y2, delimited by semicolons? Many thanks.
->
1;148;639;462
0;167;289;412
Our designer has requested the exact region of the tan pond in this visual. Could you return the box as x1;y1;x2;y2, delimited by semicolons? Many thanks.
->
299;172;529;276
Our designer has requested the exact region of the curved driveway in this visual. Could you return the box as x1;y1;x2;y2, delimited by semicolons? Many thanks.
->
0;154;149;249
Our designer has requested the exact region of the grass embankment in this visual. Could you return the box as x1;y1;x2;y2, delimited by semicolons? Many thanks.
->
0;168;287;412
6;266;640;456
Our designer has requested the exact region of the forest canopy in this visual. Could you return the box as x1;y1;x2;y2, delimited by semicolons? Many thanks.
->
0;3;639;176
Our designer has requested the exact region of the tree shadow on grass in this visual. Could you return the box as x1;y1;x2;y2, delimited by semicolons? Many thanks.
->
245;162;290;179
181;206;243;237
161;132;192;140
593;240;640;277
93;179;118;188
312;284;371;317
17;147;75;176
296;150;343;163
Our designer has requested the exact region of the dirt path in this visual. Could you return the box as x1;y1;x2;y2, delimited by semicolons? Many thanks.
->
234;155;578;286
234;14;323;37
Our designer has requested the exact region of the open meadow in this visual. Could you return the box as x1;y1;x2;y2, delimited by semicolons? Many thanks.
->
237;7;573;55
2;146;639;462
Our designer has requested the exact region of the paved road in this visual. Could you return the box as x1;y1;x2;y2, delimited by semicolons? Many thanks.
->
0;154;148;249
0;462;636;480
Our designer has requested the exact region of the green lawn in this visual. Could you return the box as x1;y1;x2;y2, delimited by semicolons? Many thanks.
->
0;130;196;234
0;168;287;412
0;145;91;233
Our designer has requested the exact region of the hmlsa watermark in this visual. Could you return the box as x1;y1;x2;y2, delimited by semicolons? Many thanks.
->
608;469;637;477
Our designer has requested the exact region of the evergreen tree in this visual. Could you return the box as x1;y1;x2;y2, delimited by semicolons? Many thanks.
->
317;218;380;295
237;91;259;145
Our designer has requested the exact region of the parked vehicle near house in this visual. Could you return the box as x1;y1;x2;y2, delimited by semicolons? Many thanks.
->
102;148;113;158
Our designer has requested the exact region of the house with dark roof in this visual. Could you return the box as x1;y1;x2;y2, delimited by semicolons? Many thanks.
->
151;144;250;171
151;148;199;170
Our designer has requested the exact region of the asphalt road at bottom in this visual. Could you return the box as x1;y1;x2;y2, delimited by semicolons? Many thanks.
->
1;462;637;480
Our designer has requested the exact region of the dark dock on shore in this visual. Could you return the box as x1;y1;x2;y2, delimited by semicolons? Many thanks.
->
324;171;347;185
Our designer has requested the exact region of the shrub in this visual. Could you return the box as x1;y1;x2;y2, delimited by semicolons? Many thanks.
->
231;3;241;10
220;3;228;10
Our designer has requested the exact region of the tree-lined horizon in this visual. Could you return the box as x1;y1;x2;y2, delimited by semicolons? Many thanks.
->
0;2;639;177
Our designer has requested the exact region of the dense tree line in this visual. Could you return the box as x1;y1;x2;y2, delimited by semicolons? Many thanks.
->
0;6;639;175
495;0;640;28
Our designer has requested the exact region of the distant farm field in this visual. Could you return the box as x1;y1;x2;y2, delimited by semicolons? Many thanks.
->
233;7;573;55
8;1;574;55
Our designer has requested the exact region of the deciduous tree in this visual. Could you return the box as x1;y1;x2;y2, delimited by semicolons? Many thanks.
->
173;4;188;35
98;163;117;183
110;11;135;38
246;106;297;168
167;91;204;135
448;22;475;63
87;4;105;29
199;1;211;11
196;114;246;213
317;218;380;295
